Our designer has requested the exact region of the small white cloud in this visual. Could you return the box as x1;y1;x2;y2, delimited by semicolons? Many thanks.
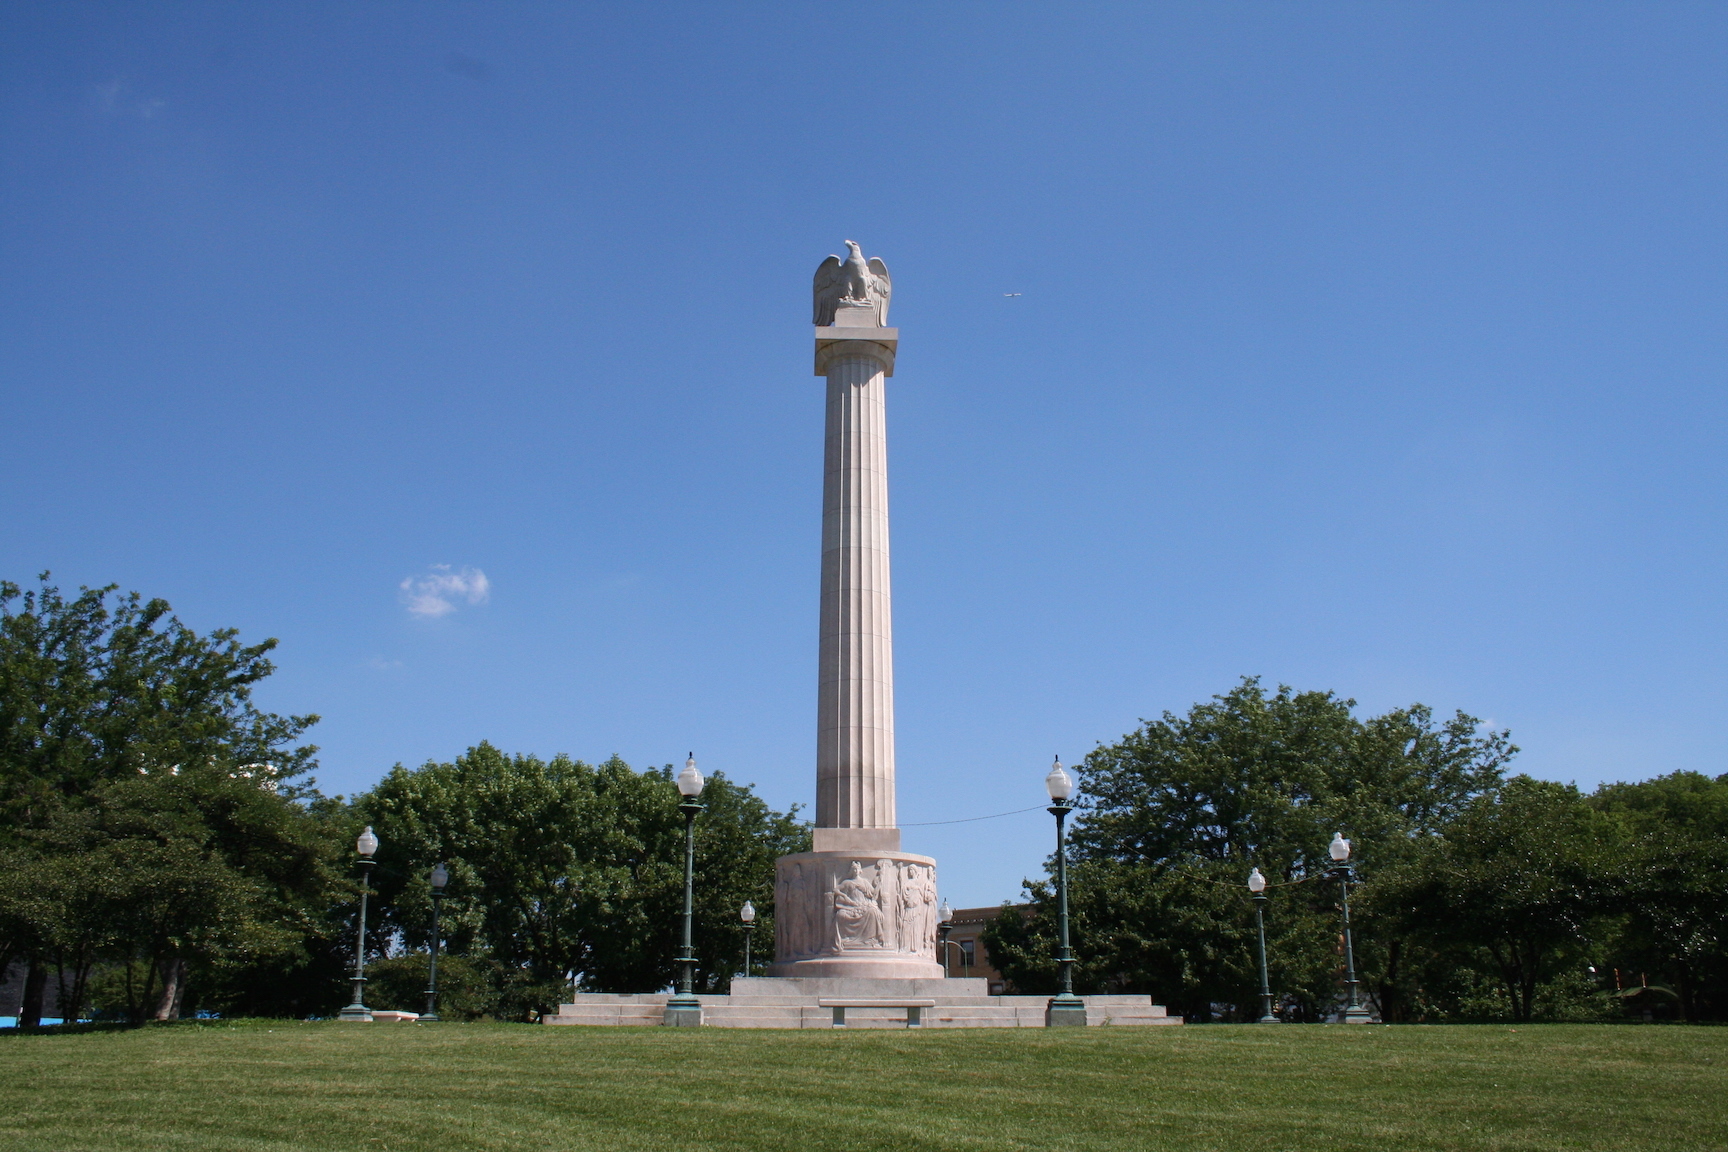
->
400;565;490;618
92;78;166;120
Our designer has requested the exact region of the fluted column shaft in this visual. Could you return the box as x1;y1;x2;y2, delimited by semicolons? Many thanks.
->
816;352;895;829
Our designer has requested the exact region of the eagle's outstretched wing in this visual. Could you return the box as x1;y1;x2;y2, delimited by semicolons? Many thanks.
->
812;255;843;325
867;256;892;325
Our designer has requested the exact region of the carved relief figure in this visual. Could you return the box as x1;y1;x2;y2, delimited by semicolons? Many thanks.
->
812;241;892;327
874;859;898;949
777;864;799;959
921;868;938;953
918;865;937;954
803;864;821;956
783;861;818;960
777;855;944;962
832;860;888;950
897;863;933;957
775;869;790;957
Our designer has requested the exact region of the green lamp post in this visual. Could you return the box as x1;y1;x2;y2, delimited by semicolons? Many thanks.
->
1329;833;1374;1023
740;900;756;977
1248;867;1277;1023
1045;757;1088;1027
421;862;448;1022
338;826;379;1022
664;754;706;1027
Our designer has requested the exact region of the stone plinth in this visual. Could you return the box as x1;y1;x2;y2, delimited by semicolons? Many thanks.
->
732;976;978;998
769;850;944;980
544;985;1181;1029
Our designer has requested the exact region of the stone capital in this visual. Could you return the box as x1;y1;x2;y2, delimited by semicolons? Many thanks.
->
814;327;897;377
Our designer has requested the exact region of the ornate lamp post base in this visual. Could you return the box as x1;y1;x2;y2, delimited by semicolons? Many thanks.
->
1045;994;1088;1027
663;996;704;1027
338;990;372;1023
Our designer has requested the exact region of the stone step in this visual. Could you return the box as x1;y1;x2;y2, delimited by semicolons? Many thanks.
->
1090;1013;1181;1025
702;1010;812;1029
545;1014;661;1027
546;989;1182;1029
732;977;990;997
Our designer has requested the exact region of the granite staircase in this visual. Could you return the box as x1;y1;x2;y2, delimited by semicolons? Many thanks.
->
544;977;1180;1029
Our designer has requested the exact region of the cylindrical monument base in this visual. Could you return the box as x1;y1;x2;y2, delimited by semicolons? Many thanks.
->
769;849;944;980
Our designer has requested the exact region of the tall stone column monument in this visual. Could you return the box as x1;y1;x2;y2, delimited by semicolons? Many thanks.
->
769;242;944;980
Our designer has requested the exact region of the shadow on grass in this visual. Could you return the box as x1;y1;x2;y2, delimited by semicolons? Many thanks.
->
0;1018;310;1038
0;1021;143;1038
0;1017;544;1039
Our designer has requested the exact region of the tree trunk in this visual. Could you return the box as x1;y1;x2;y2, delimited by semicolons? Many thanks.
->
1488;942;1525;1021
1674;965;1693;1024
1378;939;1405;1023
18;959;47;1028
1517;940;1539;1023
61;959;92;1026
154;956;188;1021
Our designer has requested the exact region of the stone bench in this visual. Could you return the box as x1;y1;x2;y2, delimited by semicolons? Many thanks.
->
817;998;937;1029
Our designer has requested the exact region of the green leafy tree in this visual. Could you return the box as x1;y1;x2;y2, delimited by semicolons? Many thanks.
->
985;678;1513;1021
0;575;326;1023
1371;776;1622;1022
1588;771;1728;1021
358;744;806;1019
364;953;502;1021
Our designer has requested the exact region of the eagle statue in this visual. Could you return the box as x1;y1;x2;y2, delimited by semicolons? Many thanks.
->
812;240;892;326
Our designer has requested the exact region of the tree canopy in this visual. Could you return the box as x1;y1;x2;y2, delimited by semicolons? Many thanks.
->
0;576;326;1023
986;677;1727;1023
7;577;1720;1027
356;744;807;1018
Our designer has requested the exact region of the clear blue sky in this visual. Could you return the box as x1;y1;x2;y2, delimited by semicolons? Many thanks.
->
2;3;1723;906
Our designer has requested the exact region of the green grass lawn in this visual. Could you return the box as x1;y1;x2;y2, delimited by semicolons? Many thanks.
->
0;1020;1722;1152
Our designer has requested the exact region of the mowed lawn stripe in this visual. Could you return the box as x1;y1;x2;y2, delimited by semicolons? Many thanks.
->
0;1022;1722;1151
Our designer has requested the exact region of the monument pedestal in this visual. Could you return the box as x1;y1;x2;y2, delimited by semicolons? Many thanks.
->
768;849;944;980
545;981;1180;1028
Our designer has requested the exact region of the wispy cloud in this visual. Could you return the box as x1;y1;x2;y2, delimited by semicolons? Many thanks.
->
92;78;166;120
400;565;490;618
